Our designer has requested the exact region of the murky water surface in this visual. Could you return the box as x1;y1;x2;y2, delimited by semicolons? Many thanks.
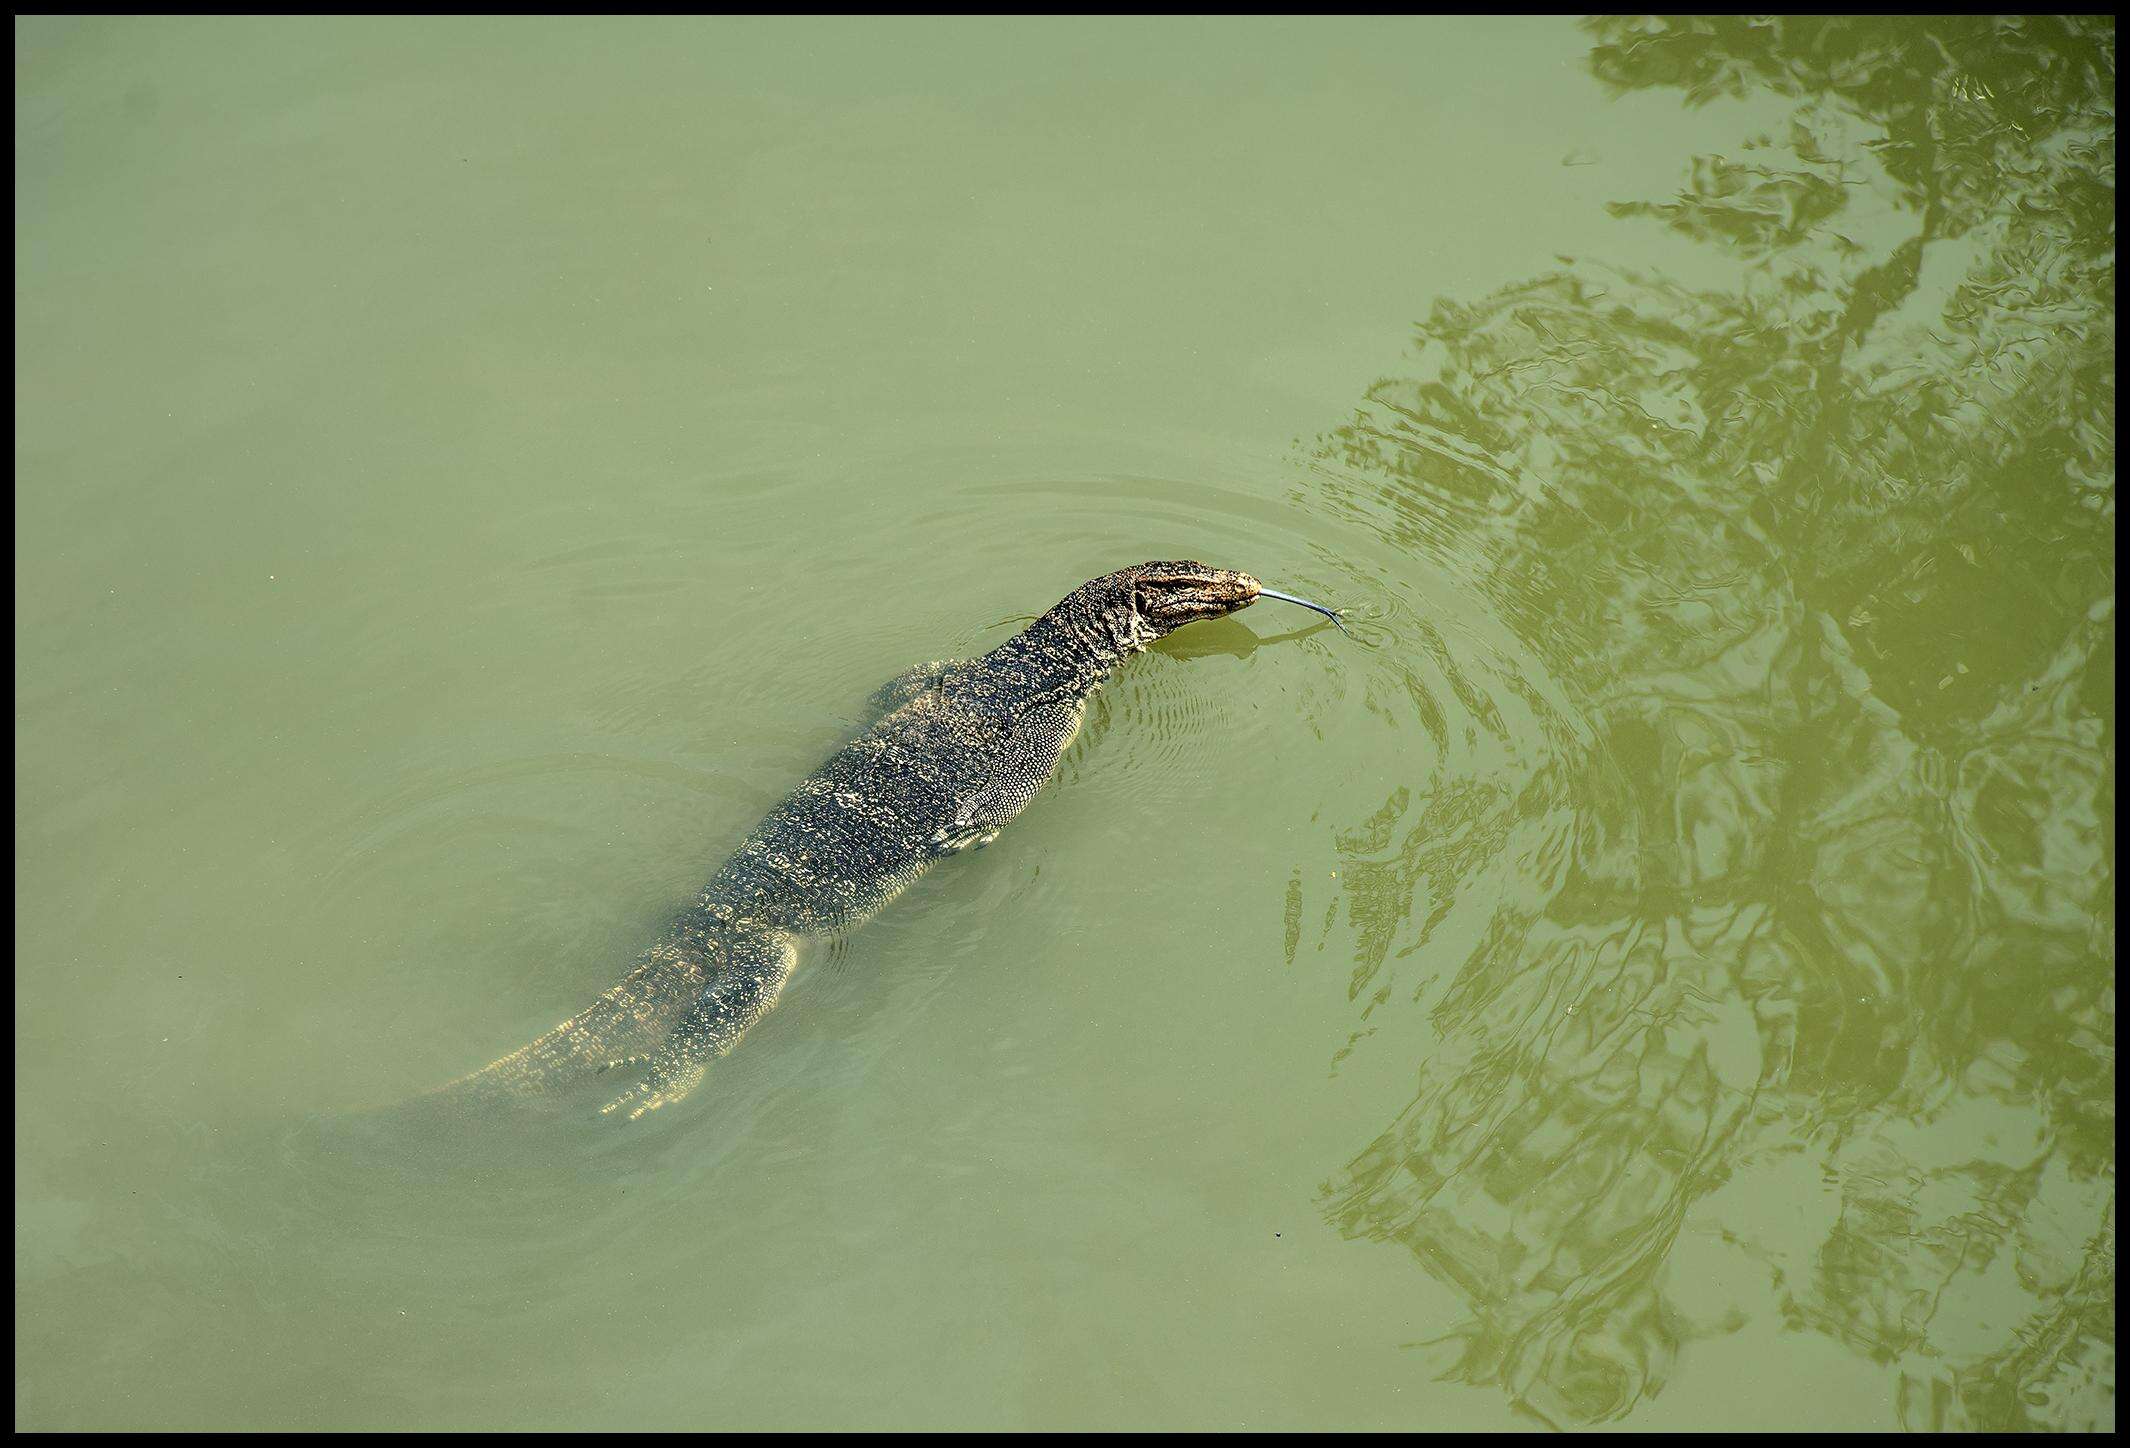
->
16;17;2113;1430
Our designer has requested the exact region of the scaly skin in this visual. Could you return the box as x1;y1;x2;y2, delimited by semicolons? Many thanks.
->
443;561;1262;1117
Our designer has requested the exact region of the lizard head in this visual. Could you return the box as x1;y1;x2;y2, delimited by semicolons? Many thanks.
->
1120;560;1263;638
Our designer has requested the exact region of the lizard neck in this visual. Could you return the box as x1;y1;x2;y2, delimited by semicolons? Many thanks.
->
974;578;1146;711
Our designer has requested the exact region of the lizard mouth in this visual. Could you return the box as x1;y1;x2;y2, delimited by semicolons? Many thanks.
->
1137;566;1261;625
1135;567;1350;637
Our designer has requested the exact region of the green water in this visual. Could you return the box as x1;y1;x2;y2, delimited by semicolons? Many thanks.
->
14;16;2113;1431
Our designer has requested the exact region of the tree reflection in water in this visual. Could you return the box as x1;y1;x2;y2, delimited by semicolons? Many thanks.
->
1301;17;2112;1429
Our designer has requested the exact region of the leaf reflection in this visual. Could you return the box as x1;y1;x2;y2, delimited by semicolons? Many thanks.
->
1304;16;2113;1430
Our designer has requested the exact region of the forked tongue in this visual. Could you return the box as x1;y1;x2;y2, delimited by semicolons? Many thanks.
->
1257;586;1351;637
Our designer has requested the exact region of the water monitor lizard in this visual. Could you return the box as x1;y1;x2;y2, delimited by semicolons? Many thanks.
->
442;560;1341;1118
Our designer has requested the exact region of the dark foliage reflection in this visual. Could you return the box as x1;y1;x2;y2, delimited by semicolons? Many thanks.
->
1302;16;2113;1429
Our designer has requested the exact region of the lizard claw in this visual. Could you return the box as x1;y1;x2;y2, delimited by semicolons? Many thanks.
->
599;1057;707;1120
929;820;1001;854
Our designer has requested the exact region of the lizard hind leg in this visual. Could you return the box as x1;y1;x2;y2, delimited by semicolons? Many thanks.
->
438;938;711;1104
601;930;799;1120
